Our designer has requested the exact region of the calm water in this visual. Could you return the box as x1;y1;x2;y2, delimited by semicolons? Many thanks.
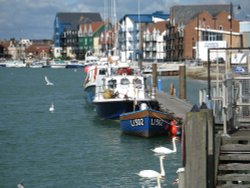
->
0;68;206;188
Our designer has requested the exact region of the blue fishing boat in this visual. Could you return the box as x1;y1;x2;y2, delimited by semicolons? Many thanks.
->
120;107;176;138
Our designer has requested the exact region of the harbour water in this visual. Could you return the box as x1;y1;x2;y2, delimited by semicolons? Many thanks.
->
0;68;206;187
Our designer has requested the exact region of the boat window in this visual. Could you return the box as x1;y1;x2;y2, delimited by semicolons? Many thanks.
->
99;69;106;75
108;79;117;89
121;78;130;85
134;78;142;89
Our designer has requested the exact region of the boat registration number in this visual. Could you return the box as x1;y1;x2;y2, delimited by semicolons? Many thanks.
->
151;119;164;126
130;118;144;126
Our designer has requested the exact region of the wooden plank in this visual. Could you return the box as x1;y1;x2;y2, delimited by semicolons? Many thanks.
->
220;154;250;161
217;185;250;188
221;144;250;152
217;173;250;181
156;92;192;119
219;163;250;171
215;135;222;183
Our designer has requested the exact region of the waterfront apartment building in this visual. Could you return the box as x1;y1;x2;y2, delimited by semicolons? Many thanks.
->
167;4;241;61
53;12;102;58
119;11;169;61
78;21;112;58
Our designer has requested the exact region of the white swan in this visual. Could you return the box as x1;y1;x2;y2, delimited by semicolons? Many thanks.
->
151;137;178;155
49;103;55;112
156;175;161;188
17;182;24;188
138;156;166;178
45;75;54;85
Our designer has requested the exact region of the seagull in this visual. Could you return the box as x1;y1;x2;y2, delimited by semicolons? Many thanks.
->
44;75;54;85
151;137;178;155
49;102;55;112
137;156;166;179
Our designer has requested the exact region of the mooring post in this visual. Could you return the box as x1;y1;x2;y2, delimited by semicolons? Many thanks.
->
183;110;213;188
179;65;186;99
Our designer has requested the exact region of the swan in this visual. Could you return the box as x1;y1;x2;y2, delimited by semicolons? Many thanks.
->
137;156;166;178
45;75;54;85
151;137;178;155
17;180;24;188
156;175;161;188
17;183;24;188
49;103;55;112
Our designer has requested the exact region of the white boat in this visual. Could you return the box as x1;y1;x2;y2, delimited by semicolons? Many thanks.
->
50;60;67;68
83;64;109;104
92;64;159;119
5;60;26;68
65;59;85;69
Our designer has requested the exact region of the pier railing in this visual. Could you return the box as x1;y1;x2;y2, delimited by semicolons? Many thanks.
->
199;48;250;132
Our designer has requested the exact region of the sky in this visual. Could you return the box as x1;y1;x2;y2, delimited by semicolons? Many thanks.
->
0;0;249;40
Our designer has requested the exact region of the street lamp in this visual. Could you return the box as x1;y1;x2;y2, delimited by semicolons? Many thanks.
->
228;2;241;48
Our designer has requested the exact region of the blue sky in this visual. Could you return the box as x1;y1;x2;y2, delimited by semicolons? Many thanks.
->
0;0;249;40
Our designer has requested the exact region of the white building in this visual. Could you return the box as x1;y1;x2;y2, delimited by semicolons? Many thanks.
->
119;11;169;61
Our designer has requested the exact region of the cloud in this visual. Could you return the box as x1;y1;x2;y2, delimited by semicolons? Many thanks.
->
0;0;249;40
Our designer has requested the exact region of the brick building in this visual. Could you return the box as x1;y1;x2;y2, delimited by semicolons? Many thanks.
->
167;4;241;62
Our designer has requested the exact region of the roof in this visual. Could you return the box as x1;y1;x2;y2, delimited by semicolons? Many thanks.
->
147;21;167;34
171;4;231;25
120;11;169;23
56;12;102;28
80;21;106;33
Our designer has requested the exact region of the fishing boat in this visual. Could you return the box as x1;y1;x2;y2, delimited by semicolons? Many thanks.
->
120;106;177;138
83;63;109;104
92;64;160;119
83;55;122;104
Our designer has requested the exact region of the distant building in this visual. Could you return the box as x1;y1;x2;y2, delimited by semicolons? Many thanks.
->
143;21;167;62
167;4;241;62
25;43;52;60
53;12;102;58
78;21;111;58
240;21;250;47
119;11;169;61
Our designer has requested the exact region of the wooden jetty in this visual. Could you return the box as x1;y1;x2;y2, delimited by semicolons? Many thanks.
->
177;48;250;188
153;64;192;120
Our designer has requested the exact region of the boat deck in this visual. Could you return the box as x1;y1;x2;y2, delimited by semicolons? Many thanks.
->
156;91;193;119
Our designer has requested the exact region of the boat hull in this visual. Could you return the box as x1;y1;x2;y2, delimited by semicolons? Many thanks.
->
120;109;174;138
84;85;96;104
65;64;85;69
93;100;159;120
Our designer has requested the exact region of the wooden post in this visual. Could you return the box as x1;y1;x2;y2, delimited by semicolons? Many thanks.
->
182;109;215;188
202;109;215;188
152;63;157;98
179;65;186;99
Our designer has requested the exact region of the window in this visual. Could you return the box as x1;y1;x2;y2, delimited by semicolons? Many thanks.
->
219;25;223;30
108;79;117;89
202;31;223;41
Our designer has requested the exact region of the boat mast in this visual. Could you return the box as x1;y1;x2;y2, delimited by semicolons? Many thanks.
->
113;0;118;56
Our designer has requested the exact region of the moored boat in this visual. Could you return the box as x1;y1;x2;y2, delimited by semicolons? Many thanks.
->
83;64;109;104
120;107;176;138
65;59;85;69
92;66;160;119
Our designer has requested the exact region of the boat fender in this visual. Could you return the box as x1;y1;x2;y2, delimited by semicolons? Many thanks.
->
140;103;148;110
170;120;178;136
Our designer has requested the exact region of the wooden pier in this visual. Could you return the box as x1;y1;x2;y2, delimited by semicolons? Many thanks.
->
153;64;192;120
156;91;192;119
176;48;250;188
